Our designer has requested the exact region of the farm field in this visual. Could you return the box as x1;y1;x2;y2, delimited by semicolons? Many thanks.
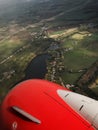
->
49;27;98;96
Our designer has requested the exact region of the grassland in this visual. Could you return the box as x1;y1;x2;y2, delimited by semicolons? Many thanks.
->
49;26;98;96
92;87;98;95
0;23;52;103
0;38;33;102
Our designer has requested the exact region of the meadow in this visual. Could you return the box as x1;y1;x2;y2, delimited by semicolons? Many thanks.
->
49;27;98;96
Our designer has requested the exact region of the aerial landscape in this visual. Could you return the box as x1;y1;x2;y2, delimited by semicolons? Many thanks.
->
0;0;98;103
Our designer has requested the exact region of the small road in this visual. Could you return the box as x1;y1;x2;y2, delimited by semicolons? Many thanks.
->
0;44;30;65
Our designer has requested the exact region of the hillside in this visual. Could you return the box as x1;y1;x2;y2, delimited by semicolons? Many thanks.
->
0;0;98;27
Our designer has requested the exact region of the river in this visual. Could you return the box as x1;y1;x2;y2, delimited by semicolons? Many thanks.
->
25;54;50;80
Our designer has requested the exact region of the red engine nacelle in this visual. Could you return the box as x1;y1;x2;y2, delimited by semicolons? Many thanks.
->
0;79;95;130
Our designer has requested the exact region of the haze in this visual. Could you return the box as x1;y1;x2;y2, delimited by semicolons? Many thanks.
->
0;0;36;6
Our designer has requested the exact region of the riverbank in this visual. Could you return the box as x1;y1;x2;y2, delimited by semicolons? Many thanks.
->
0;37;54;103
25;54;50;80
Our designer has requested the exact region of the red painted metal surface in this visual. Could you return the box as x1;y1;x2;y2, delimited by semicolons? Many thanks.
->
0;79;95;130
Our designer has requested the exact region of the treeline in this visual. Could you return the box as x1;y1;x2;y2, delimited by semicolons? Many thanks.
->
76;60;98;99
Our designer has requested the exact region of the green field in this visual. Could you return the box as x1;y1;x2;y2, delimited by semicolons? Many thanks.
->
0;40;34;100
0;39;24;61
92;87;98;96
49;28;98;88
0;28;51;102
